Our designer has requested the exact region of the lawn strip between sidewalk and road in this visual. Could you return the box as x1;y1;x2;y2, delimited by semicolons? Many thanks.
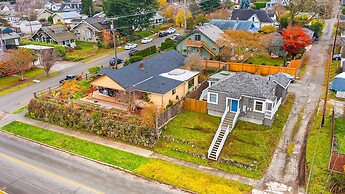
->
2;121;252;194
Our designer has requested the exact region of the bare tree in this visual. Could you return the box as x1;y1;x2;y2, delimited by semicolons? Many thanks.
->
9;48;34;81
39;49;59;76
183;52;203;71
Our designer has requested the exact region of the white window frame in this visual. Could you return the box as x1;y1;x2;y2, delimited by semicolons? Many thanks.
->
208;92;218;105
253;100;265;113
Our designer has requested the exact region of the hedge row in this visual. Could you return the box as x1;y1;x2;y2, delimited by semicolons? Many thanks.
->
134;45;157;57
254;2;266;10
21;39;67;57
27;98;159;147
160;38;176;51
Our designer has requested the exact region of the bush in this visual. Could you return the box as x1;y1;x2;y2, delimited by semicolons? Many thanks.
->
124;56;144;66
160;38;176;51
260;25;277;34
88;66;101;75
134;45;157;57
310;19;325;36
21;39;67;57
254;1;266;10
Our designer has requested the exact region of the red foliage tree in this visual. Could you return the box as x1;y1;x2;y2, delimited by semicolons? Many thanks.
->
282;26;312;58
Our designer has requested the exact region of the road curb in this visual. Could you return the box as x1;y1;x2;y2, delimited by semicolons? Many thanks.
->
0;129;191;194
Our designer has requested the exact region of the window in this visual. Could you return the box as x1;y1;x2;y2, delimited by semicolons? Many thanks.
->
254;100;264;112
172;89;176;95
194;34;201;41
188;79;194;89
266;103;273;111
208;93;218;104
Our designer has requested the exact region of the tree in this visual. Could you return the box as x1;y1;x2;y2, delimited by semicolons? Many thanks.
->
82;0;94;17
240;0;250;9
207;8;231;20
162;4;174;20
140;104;160;128
199;0;221;13
157;0;166;8
293;14;310;27
310;19;325;36
39;49;59;76
260;25;277;34
278;13;289;29
8;48;33;81
183;52;203;71
282;26;312;58
194;15;209;26
175;8;192;27
103;0;158;30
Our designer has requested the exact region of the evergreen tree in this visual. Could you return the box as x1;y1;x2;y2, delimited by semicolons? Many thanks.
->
82;0;94;17
240;0;250;9
199;0;221;13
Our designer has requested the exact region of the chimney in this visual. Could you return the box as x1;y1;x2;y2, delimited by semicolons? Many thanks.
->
139;62;144;70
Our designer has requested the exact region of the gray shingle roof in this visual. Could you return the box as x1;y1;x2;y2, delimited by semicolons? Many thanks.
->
268;73;291;89
230;9;274;23
209;72;277;101
53;11;81;19
198;25;224;44
41;25;75;42
98;50;186;94
210;19;258;32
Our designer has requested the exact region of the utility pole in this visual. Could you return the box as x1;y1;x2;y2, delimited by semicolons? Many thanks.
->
110;20;118;69
0;28;4;52
184;0;187;32
321;16;339;127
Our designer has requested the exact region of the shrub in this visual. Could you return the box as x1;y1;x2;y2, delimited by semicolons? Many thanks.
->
134;45;157;57
310;19;325;36
124;56;144;66
88;66;101;75
254;1;266;10
260;25;277;34
21;39;67;57
161;38;176;51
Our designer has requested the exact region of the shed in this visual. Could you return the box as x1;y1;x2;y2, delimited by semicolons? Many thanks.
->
331;72;345;92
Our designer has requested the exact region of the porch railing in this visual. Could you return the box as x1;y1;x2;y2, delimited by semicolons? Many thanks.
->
265;97;282;119
232;109;241;130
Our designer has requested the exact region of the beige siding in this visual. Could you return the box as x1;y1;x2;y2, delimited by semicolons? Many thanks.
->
74;22;99;42
90;75;125;90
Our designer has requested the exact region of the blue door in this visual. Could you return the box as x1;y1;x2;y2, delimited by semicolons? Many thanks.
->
230;99;238;112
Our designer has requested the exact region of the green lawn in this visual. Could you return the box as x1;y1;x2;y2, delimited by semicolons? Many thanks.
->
335;118;345;154
2;121;252;194
65;41;100;61
0;68;45;90
306;110;345;194
245;55;284;66
154;94;295;179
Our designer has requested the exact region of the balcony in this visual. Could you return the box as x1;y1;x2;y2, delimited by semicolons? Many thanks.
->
185;39;218;56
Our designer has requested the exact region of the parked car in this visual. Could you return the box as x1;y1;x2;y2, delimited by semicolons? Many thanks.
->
332;54;341;61
109;58;124;66
59;74;76;84
171;34;180;40
125;43;137;50
129;49;139;56
141;37;153;44
159;31;168;37
166;27;176;34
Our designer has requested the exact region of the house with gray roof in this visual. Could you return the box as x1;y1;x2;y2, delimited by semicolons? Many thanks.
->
206;72;290;160
31;25;76;47
51;11;82;25
209;19;259;32
72;17;108;42
230;9;274;29
176;24;225;59
90;50;199;108
0;27;20;50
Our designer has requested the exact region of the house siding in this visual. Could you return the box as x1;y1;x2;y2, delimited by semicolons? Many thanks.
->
275;85;288;102
74;22;99;42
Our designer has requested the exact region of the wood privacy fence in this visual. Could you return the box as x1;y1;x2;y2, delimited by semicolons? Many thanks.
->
288;60;302;68
184;98;207;113
186;81;209;99
156;100;184;129
201;60;298;77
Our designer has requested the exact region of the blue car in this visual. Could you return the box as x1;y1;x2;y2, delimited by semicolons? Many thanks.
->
109;58;124;66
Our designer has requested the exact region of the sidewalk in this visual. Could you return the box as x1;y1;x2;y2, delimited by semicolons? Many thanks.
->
15;117;257;186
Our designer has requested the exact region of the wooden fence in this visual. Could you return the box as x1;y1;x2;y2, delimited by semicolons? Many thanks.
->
156;100;184;129
201;60;298;77
184;98;207;113
288;60;302;68
186;81;209;99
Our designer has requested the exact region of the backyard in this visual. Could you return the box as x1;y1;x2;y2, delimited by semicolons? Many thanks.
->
154;94;295;179
245;55;285;66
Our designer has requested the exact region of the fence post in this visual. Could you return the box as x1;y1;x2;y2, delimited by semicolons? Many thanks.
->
34;92;37;98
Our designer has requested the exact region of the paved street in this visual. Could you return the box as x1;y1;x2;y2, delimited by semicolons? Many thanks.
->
0;34;178;113
0;131;184;194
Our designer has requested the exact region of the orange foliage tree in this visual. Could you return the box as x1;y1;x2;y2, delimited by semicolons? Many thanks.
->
162;4;174;20
8;48;34;80
282;26;312;58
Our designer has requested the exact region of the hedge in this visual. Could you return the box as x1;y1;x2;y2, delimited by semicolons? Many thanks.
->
21;39;67;57
124;56;144;66
160;38;176;51
134;45;157;57
88;66;102;75
27;98;159;147
254;2;266;10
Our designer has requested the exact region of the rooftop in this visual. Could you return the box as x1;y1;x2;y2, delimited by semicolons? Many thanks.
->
198;24;224;44
53;11;82;19
209;19;259;32
230;9;274;23
268;73;291;89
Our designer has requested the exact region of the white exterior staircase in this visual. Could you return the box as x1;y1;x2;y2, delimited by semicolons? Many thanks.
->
208;107;240;161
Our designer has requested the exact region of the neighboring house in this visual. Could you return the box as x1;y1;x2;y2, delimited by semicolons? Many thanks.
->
150;12;165;25
64;0;82;10
72;17;108;42
52;12;83;25
90;50;199;108
36;9;53;21
19;21;42;34
0;28;20;49
206;72;290;160
31;25;76;47
176;24;224;59
93;11;106;18
0;2;12;13
209;19;259;32
230;9;275;29
265;0;289;9
331;72;345;92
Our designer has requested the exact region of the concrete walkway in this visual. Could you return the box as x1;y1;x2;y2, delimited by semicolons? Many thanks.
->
14;117;257;186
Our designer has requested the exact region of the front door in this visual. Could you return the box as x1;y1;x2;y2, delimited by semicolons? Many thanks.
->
227;98;239;113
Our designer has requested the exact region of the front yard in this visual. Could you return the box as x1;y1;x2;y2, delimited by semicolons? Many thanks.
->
154;94;295;179
0;68;45;90
245;55;285;66
335;118;345;154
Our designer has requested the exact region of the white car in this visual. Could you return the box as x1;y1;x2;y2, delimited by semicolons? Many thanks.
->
141;37;153;44
166;27;176;34
125;43;137;50
171;34;180;40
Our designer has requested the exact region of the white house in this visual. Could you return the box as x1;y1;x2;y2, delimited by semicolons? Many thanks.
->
19;21;42;34
36;9;53;21
230;9;275;29
52;12;83;25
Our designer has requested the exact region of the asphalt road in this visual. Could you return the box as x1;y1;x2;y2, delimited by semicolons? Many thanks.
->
0;131;184;194
0;33;178;113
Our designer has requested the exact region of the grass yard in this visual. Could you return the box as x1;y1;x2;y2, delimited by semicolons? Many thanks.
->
0;68;45;90
154;94;295;179
245;55;284;66
306;109;345;194
65;41;99;61
2;121;252;194
335;118;345;154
